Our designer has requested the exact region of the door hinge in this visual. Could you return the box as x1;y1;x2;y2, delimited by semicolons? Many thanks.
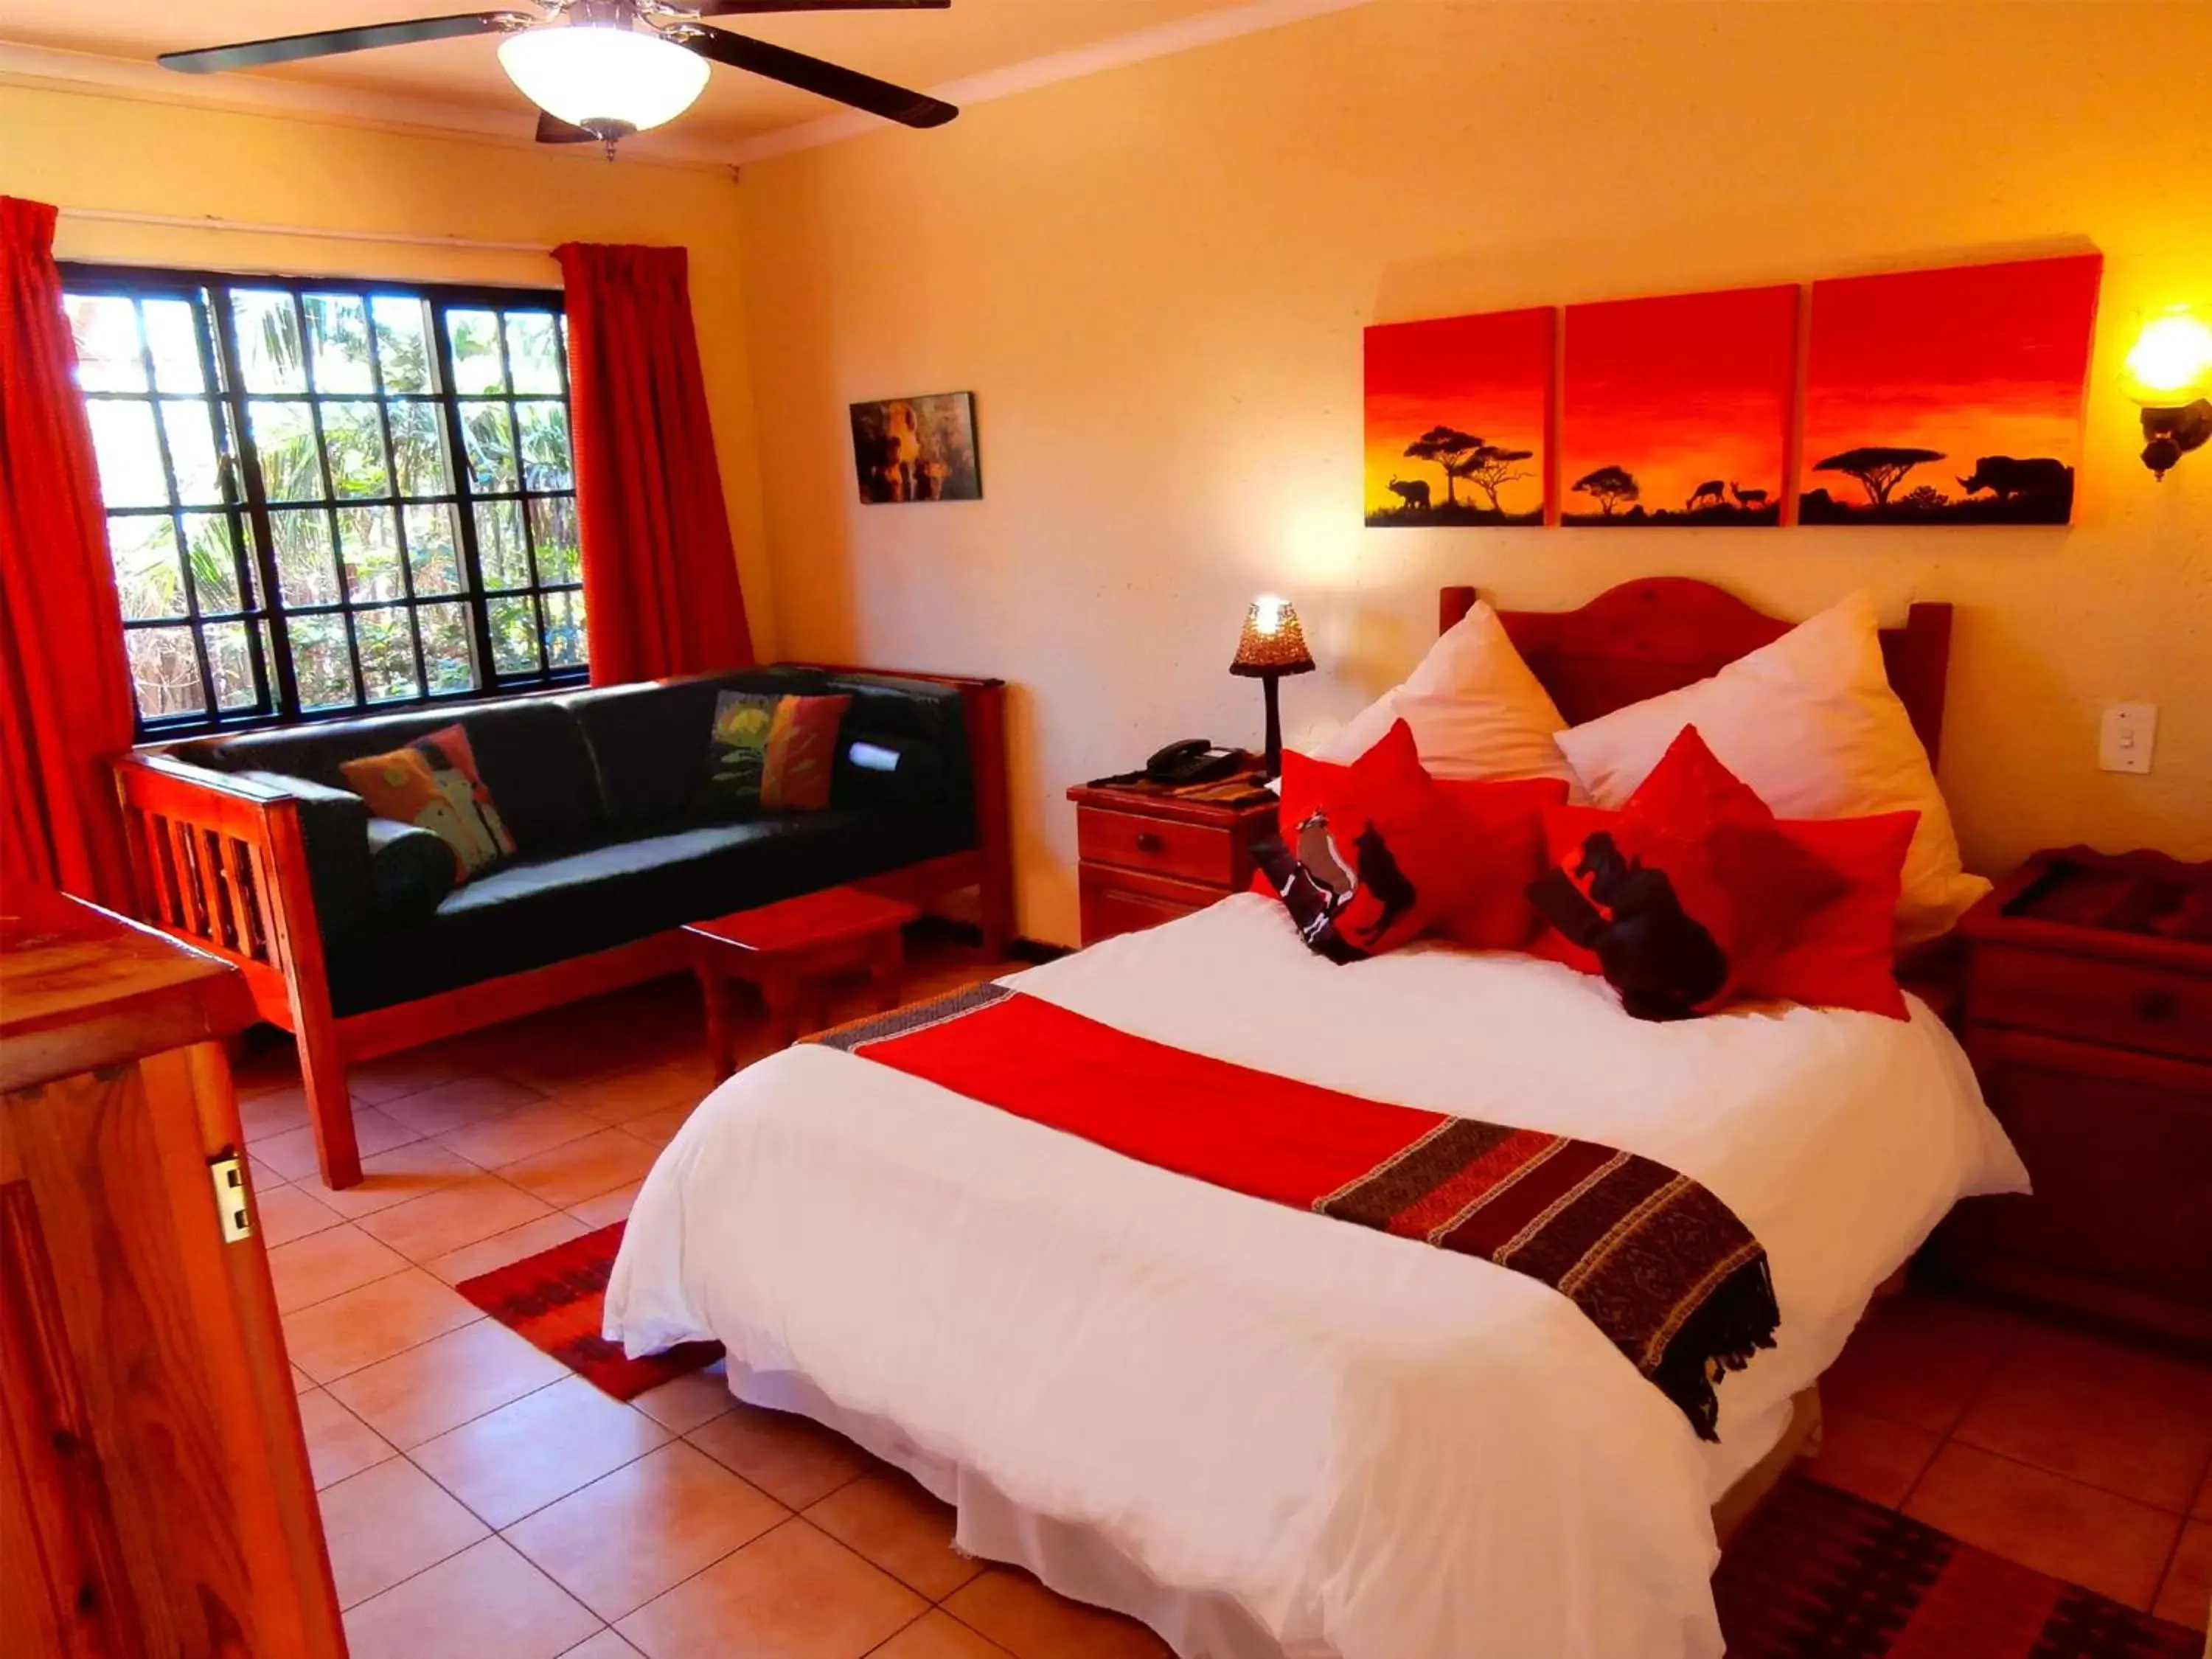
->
209;1153;254;1243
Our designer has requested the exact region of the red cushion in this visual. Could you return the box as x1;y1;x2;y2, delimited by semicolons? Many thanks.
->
1265;725;1568;952
1531;727;1914;1018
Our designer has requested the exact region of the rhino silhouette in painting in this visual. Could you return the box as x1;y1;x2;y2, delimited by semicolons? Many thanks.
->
1956;456;2072;504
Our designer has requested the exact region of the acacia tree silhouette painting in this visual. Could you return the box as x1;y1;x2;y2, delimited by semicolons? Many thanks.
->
1365;307;1551;526
1572;465;1640;515
1812;446;1947;507
1561;285;1795;526
1800;254;2101;525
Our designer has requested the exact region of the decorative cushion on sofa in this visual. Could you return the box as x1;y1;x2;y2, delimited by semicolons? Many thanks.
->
694;691;852;816
341;724;517;881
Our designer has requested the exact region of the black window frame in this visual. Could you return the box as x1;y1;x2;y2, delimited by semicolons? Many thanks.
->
62;261;587;739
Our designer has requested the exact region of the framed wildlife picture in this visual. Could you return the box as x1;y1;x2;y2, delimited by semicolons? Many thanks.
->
850;391;981;504
1364;307;1552;527
1561;285;1797;526
1800;253;2101;524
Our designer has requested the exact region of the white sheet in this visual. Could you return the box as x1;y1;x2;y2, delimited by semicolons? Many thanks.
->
607;895;2026;1659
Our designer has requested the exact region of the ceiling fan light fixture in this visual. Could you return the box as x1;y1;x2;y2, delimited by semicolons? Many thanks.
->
498;22;710;138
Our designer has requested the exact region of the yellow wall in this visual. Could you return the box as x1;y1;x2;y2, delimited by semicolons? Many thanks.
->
738;0;2212;947
0;80;776;654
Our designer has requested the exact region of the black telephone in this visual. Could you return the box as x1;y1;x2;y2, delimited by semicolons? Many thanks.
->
1144;737;1245;786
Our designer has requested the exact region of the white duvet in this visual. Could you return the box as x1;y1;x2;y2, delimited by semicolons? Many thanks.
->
607;895;2026;1659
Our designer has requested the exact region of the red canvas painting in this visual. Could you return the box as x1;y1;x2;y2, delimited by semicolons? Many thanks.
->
1801;253;2101;524
1562;285;1797;526
1365;307;1552;526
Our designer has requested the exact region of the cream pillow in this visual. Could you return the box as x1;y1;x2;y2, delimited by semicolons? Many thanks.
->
1312;599;1578;785
1554;590;1989;942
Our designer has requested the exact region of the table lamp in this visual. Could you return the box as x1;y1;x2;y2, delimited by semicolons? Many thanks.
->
1229;594;1315;780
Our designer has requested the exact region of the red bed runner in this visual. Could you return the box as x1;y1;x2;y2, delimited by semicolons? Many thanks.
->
816;984;1778;1439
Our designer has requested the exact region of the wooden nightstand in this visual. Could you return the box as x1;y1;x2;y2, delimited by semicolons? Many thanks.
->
1942;846;2212;1349
1067;773;1279;945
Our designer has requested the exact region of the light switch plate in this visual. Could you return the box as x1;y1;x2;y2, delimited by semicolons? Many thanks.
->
2098;703;2157;774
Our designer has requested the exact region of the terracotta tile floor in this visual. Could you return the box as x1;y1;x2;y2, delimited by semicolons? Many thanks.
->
240;936;2212;1657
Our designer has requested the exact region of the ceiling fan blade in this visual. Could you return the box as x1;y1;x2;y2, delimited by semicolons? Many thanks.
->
681;27;956;127
693;1;949;13
159;13;524;74
535;109;600;144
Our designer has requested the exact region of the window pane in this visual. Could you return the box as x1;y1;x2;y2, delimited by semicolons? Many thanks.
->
322;401;391;498
181;512;246;612
505;312;563;394
543;588;586;669
231;290;307;393
108;515;186;620
404;504;464;596
418;601;477;694
248;400;324;501
67;296;146;392
355;607;420;703
142;299;206;393
203;621;259;710
305;293;375;394
526;496;580;585
487;596;541;675
446;308;506;394
515;401;572;490
271;509;340;605
372;296;435;394
459;401;517;493
473;500;530;590
388;401;451;497
125;627;205;720
288;614;356;710
338;507;403;602
161;400;226;505
86;400;169;508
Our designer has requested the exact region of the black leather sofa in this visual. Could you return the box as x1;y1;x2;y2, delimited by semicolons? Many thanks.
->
116;662;1012;1188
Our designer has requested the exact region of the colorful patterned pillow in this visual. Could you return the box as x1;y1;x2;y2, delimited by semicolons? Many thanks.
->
339;723;516;883
695;691;852;816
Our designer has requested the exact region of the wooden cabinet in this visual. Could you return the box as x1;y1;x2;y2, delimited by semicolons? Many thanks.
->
1068;776;1279;947
1;886;345;1659
1943;848;2212;1349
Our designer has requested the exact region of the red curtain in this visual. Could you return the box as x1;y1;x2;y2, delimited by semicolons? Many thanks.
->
554;242;754;686
0;196;137;908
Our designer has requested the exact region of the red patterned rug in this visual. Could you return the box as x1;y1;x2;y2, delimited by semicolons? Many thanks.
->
455;1221;720;1402
1716;1474;2200;1658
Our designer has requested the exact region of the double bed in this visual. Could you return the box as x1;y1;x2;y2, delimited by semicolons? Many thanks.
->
605;580;2028;1659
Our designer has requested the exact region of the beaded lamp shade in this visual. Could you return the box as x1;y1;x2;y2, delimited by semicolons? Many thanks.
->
1229;597;1316;678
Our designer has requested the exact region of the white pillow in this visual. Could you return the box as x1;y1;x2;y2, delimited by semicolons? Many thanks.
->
1313;600;1578;785
1554;590;1989;942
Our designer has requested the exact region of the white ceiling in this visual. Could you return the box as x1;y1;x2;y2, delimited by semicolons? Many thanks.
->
0;0;1352;160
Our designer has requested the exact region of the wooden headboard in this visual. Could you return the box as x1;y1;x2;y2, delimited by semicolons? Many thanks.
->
1439;579;1953;767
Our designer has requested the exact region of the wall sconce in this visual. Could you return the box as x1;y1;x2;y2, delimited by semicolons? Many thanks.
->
2121;307;2212;479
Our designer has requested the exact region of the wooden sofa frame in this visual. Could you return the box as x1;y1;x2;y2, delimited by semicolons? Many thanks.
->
113;667;1016;1189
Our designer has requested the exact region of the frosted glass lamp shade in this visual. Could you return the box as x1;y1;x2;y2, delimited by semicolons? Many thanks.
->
498;24;711;136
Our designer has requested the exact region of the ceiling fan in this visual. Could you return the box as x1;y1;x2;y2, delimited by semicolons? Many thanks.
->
159;0;959;156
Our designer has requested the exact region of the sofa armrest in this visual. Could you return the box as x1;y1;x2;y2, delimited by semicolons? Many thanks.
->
227;771;376;942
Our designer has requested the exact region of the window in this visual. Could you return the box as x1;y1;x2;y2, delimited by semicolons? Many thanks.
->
62;265;586;734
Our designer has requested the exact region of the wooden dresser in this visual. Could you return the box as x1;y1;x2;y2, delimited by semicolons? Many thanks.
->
1067;773;1279;945
1943;847;2212;1349
1;886;345;1658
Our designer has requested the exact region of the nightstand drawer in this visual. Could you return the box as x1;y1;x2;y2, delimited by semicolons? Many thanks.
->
1972;944;2212;1062
1078;867;1219;944
1077;807;1247;886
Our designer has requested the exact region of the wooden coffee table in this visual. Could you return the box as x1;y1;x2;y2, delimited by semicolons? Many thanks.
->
686;886;922;1080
